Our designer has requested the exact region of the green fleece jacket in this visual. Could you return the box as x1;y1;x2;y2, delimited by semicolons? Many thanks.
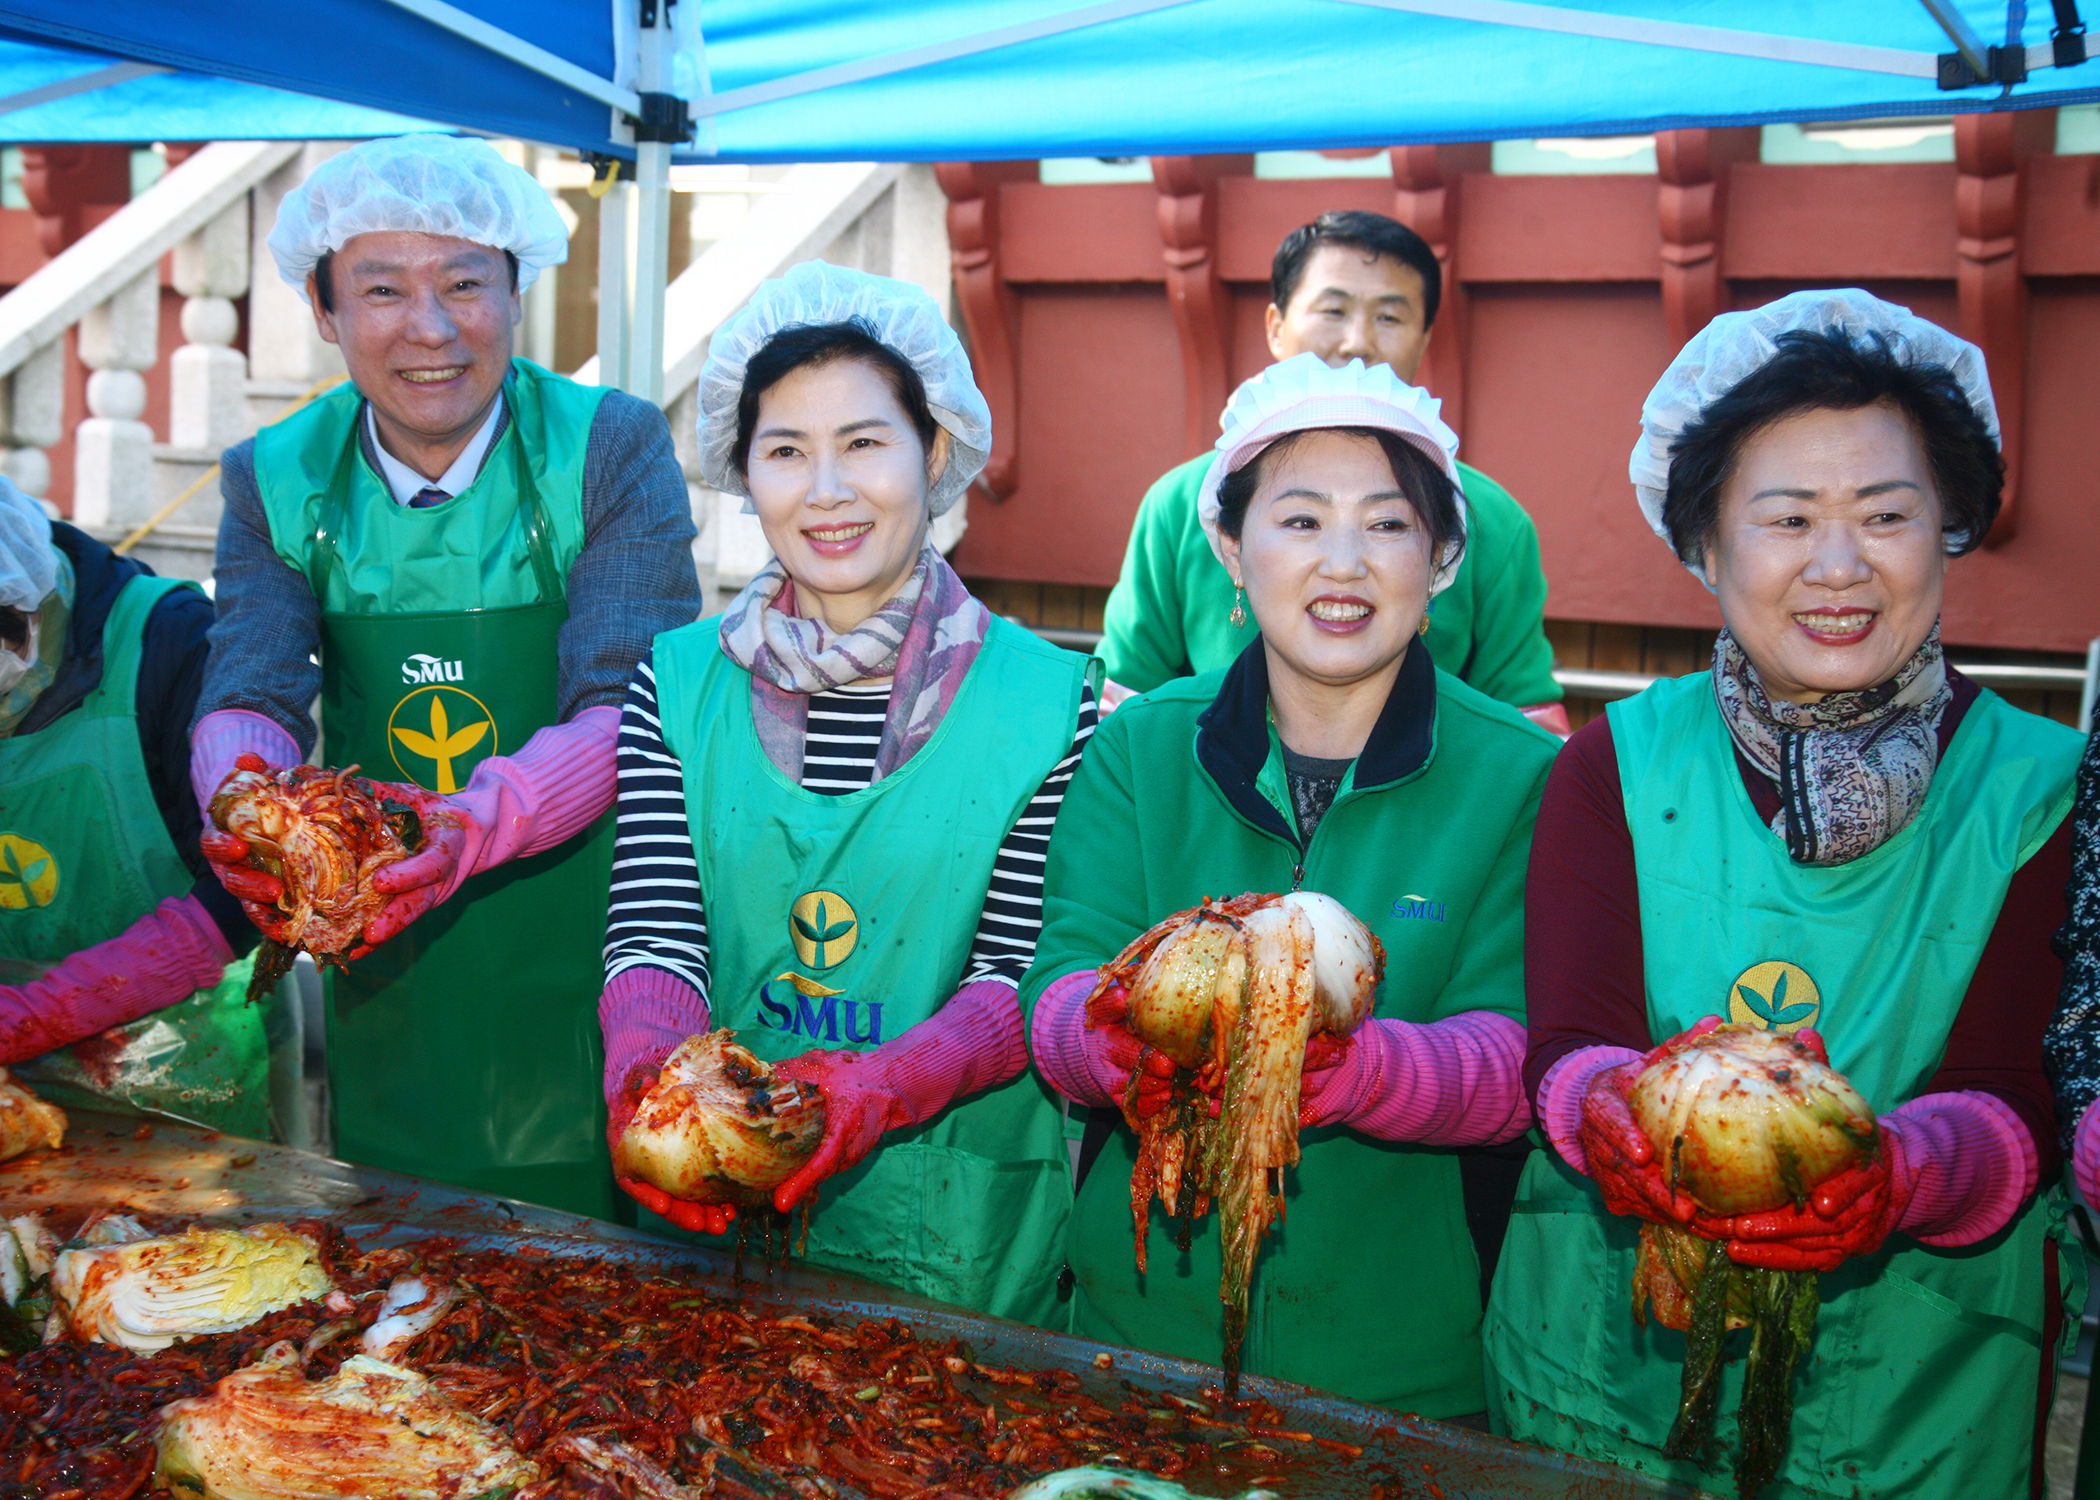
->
1021;641;1558;1414
1099;453;1562;707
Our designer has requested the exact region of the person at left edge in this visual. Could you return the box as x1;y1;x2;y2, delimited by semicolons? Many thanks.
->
190;135;702;1217
600;262;1095;1327
0;480;273;1136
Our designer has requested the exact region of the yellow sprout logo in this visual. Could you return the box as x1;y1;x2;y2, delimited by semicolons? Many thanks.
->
1727;960;1821;1034
790;890;858;971
388;686;497;794
0;834;57;909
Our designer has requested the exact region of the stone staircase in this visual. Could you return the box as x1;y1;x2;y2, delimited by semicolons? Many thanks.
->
9;143;960;598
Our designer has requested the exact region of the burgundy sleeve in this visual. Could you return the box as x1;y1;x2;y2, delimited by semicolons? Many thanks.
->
1920;816;2072;1180
1523;715;1652;1106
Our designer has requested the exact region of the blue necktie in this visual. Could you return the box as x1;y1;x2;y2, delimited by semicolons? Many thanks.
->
408;486;450;509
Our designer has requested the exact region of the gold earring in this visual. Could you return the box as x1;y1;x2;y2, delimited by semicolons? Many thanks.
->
1229;586;1247;629
1418;604;1433;637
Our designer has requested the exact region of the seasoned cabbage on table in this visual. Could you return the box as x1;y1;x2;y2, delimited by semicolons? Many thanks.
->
154;1341;540;1500
0;1214;1364;1498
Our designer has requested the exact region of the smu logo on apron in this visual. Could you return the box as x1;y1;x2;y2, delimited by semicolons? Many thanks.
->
0;833;56;909
1727;959;1821;1033
757;889;885;1045
388;681;498;794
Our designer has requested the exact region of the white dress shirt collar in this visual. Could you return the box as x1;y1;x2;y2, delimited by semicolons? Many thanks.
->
365;394;506;507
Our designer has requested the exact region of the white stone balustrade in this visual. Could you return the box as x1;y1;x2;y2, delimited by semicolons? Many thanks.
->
169;197;250;452
73;266;159;529
0;141;299;540
0;341;62;499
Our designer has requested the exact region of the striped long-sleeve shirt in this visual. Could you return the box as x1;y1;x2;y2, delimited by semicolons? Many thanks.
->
603;647;1097;1003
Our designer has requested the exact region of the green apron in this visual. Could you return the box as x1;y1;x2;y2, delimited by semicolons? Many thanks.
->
654;615;1087;1324
1484;672;2085;1500
1;575;271;1136
252;360;618;1217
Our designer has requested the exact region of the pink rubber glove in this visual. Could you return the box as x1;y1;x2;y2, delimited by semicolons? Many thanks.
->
1572;1019;1732;1230
770;979;1029;1213
1030;966;1280;1121
0;896;233;1065
361;705;619;949
191;710;303;909
1536;1042;1646;1175
1030;967;1149;1110
2077;1104;2100;1209
598;966;733;1234
1297;1011;1532;1144
1724;1091;2037;1271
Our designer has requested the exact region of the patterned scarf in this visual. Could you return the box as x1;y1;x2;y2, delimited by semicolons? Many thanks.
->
718;543;989;784
1712;623;1951;866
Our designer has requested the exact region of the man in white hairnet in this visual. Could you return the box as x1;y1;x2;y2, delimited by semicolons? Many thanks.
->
0;478;280;1133
192;135;701;1217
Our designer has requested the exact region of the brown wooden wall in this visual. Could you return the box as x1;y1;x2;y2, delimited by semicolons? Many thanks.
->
938;114;2100;658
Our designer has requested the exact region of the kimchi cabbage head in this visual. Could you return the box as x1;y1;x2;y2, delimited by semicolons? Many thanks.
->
154;1341;540;1499
52;1223;331;1352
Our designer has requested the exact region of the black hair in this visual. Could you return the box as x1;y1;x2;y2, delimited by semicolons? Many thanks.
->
312;246;521;313
1661;326;2002;568
1270;211;1442;329
732;320;941;476
1215;425;1466;566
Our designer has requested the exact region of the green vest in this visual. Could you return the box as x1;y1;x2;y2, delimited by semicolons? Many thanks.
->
2;576;272;1136
1484;673;2085;1500
252;359;621;1216
653;614;1089;1324
1025;666;1557;1414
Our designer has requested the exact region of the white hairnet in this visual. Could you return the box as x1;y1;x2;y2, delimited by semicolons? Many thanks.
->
1196;354;1469;596
269;135;569;300
1631;288;1999;570
697;261;990;518
0;476;55;611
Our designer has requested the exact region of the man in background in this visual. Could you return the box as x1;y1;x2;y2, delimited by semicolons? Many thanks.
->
1100;210;1566;731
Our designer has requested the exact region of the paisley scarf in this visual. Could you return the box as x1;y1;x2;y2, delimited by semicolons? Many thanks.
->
1712;623;1951;866
718;543;989;784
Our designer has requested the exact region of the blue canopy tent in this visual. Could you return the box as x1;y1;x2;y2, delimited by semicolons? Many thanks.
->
0;0;2092;392
0;36;435;141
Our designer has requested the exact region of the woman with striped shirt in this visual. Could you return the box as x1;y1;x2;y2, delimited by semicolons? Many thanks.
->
600;263;1095;1327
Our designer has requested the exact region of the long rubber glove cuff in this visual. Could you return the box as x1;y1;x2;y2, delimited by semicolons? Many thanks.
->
769;979;1030;1211
600;964;711;1133
1028;967;1139;1110
1298;1011;1533;1144
0;895;234;1065
598;966;728;1234
2077;1104;2100;1211
190;709;302;818
1886;1090;2037;1247
1537;1043;1646;1174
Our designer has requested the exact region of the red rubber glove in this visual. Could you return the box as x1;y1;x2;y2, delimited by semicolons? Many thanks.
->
192;716;302;925
198;824;292;939
360;708;621;955
1089;980;1194;1120
605;1050;737;1236
768;979;1031;1212
353;782;473;956
198;752;292;931
1577;1016;1732;1234
767;1048;913;1213
1716;1149;1907;1273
